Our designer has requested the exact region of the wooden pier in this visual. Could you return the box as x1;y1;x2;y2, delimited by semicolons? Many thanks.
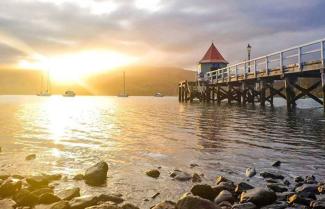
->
179;39;325;111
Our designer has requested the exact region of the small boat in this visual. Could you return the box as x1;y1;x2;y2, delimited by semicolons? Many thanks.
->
37;70;52;96
117;71;129;97
37;91;51;96
154;92;164;97
63;90;76;97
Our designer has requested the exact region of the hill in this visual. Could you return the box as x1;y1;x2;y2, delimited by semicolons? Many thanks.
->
0;66;196;96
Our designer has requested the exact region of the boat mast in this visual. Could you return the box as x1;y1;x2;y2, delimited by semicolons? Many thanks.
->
123;71;126;95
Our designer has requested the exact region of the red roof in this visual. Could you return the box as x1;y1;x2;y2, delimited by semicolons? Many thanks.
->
199;43;228;64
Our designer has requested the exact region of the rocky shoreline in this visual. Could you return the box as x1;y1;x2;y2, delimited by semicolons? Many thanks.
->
0;160;324;209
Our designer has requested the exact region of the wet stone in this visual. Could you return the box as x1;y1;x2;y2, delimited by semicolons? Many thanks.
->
170;170;192;181
97;194;124;204
295;184;318;198
240;187;277;207
216;176;230;185
146;169;160;178
0;199;16;209
39;193;61;204
287;194;311;206
272;161;281;167
231;202;256;209
57;187;80;201
260;201;287;209
14;189;39;206
73;174;84;181
190;184;217;201
245;168;256;178
213;181;236;194
69;195;98;209
235;182;254;194
31;188;54;197
84;161;109;186
176;195;219;209
151;200;176;209
51;200;70;209
25;154;36;161
0;178;22;197
121;203;140;209
214;190;233;204
26;176;49;188
192;173;202;183
260;172;284;180
267;183;288;193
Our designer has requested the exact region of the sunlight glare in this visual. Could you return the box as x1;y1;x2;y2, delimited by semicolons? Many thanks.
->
18;50;138;83
135;0;161;11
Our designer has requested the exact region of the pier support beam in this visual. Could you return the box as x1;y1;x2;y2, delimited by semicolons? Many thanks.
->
260;80;266;107
285;77;297;110
322;70;325;112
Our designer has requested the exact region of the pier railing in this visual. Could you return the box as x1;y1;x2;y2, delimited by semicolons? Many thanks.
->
206;38;325;83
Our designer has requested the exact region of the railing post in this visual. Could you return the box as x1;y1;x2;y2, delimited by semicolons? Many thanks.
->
280;52;283;74
254;60;257;78
265;56;269;76
235;65;238;81
298;47;302;71
321;41;324;67
227;67;230;82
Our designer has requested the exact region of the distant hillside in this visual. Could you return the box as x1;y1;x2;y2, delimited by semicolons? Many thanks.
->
0;66;196;96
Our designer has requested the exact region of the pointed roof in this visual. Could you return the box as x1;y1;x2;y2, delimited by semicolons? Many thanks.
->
199;43;228;64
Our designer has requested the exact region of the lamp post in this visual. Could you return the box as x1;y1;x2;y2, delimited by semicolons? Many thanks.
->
247;44;252;72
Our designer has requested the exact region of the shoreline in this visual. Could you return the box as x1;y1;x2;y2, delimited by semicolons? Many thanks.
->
0;161;323;209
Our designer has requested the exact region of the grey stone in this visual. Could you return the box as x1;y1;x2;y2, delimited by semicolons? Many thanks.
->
84;161;108;186
190;184;217;201
176;195;219;209
240;187;276;207
214;190;233;204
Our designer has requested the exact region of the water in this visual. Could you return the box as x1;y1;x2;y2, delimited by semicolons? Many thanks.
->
0;95;324;207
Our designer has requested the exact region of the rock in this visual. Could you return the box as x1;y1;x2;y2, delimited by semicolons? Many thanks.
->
32;188;54;197
240;187;276;207
260;172;284;180
73;174;84;181
14;189;39;206
287;194;311;206
267;183;288;193
39;193;61;204
12;174;25;179
0;174;10;180
57;188;80;201
191;184;217;201
260;201;287;209
190;163;199;168
97;194;124;204
85;202;121;209
192;173;202;183
231;202;256;209
213;181;236;194
310;198;325;209
295;184;318;198
214;190;233;204
276;192;295;201
305;176;317;184
0;199;16;209
26;176;49;188
51;200;70;209
121;203;140;209
146;169;160;178
295;176;304;183
235;182;254;194
152;192;160;199
0;179;22;196
170;170;192;181
216;176;230;185
25;154;37;160
176;195;219;209
151;200;176;209
84;161;108;186
69;195;98;209
283;179;291;186
245;168;256;178
319;185;325;194
43;174;62;181
272;161;281;167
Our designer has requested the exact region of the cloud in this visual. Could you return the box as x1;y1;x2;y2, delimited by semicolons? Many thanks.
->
0;0;324;70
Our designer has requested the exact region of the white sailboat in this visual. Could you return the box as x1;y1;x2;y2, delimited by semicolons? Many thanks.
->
37;70;51;96
118;71;128;97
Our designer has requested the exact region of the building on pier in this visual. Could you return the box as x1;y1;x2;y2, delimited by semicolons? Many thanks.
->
198;43;228;81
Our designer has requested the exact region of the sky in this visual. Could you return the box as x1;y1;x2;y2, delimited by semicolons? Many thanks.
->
0;0;325;72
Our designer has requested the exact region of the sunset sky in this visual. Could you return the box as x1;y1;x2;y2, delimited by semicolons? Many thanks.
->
0;0;324;78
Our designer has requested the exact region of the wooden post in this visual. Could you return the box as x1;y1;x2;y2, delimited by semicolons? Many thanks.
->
260;80;266;107
285;77;297;110
270;81;274;107
212;86;215;103
242;82;247;105
321;69;325;112
178;84;181;102
228;85;232;104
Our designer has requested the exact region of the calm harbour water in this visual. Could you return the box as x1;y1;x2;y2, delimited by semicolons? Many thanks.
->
0;95;324;207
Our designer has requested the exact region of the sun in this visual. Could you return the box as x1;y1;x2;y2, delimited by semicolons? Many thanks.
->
18;50;138;83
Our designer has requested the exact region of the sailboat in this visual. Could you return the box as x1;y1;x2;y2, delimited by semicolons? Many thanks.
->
118;71;128;97
37;70;51;96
